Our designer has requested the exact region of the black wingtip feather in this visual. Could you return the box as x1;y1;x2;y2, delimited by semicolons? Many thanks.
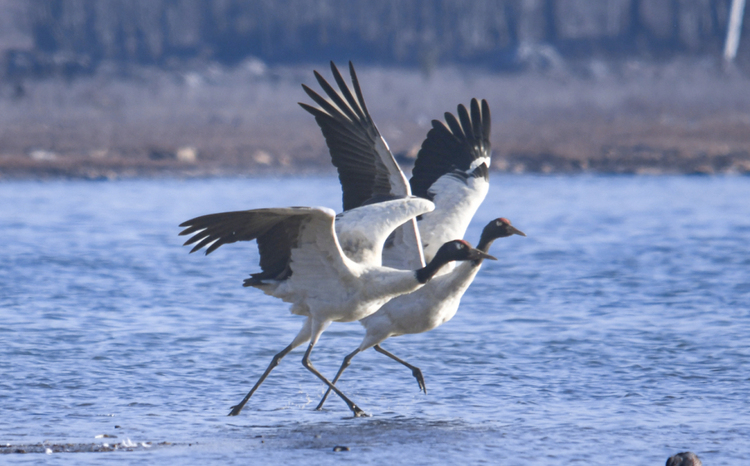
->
301;83;326;107
178;225;203;237
182;235;200;246
298;101;331;120
348;62;373;126
314;69;362;125
457;104;473;142
444;112;464;140
481;99;491;139
330;61;367;123
410;99;492;198
470;99;482;140
329;60;340;78
300;60;394;211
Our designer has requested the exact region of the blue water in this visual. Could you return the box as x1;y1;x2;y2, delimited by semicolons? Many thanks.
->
1;175;749;464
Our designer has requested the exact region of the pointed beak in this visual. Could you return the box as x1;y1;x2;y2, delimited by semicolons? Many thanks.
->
468;248;497;261
509;226;526;237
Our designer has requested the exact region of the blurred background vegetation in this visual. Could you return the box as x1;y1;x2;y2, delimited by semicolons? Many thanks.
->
2;0;747;77
0;0;749;178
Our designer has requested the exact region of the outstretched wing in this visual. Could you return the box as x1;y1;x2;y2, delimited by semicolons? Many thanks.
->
335;197;434;266
299;61;410;209
410;98;491;200
300;61;425;269
179;206;346;283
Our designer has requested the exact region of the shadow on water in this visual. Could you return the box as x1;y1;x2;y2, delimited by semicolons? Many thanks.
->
227;416;478;448
2;417;485;459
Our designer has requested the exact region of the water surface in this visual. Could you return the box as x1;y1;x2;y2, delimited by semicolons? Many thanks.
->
1;175;748;464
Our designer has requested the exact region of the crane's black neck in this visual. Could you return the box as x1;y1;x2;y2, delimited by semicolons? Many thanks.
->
415;256;452;284
476;236;495;256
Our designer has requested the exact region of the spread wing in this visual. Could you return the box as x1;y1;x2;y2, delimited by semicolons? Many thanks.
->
300;61;425;269
299;61;410;209
410;98;491;200
179;206;348;283
335;197;434;266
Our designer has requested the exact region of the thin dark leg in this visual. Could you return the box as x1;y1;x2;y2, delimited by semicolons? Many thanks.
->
315;348;361;410
228;343;294;416
374;344;427;394
302;343;367;417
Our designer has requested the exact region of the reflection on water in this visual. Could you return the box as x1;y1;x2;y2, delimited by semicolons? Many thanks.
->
1;175;749;465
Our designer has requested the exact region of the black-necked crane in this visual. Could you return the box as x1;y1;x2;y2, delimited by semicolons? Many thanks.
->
315;217;524;408
300;62;523;408
179;200;495;417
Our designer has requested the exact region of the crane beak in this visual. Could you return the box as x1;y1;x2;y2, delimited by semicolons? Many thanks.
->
468;249;497;261
509;226;526;237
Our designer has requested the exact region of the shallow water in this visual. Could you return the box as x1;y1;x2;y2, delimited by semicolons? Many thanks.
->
1;175;749;464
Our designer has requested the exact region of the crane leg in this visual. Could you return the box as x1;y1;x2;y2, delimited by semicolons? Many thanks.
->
228;317;312;416
228;343;294;416
302;343;368;417
315;348;361;410
374;345;427;394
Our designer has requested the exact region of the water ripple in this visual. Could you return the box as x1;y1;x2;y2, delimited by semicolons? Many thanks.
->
1;176;749;464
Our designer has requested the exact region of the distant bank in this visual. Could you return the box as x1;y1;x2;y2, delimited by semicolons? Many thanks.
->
1;61;749;179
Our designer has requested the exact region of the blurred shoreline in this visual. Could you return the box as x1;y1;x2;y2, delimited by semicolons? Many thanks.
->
2;58;750;180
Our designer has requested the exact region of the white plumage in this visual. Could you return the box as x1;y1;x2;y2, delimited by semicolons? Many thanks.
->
301;62;525;409
179;198;495;416
417;172;490;267
316;218;525;407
